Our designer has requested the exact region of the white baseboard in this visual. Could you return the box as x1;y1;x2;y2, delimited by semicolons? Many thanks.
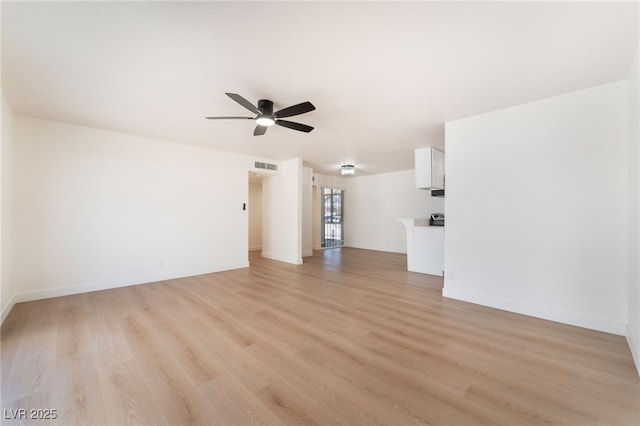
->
2;262;249;323
310;244;403;253
302;250;314;257
343;242;406;254
261;251;303;265
1;292;16;324
443;286;626;336
626;324;640;377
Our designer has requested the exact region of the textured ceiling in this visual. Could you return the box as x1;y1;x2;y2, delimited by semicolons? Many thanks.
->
2;1;638;175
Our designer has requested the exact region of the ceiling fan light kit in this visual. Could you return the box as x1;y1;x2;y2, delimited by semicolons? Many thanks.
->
255;117;275;127
341;164;355;175
206;93;315;136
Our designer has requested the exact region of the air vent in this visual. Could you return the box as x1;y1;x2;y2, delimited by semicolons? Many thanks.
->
254;161;278;171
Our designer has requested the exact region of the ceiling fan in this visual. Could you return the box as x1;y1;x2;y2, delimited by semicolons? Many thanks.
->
206;93;316;136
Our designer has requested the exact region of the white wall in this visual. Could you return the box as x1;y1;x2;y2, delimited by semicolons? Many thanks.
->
444;81;629;335
248;180;262;251
313;173;345;191
10;116;255;304
627;43;640;373
302;167;313;257
1;92;14;322
312;185;321;249
344;169;445;253
261;158;303;264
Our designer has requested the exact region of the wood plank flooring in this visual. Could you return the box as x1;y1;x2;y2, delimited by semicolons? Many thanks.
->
1;248;639;425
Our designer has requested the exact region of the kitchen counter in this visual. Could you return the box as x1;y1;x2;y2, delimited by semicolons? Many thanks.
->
397;218;444;276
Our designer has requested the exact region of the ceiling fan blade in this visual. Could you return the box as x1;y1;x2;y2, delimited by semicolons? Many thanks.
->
226;93;260;115
275;120;314;133
205;116;254;120
254;125;268;136
274;101;316;118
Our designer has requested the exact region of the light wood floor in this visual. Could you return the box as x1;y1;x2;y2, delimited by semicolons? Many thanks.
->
2;248;639;425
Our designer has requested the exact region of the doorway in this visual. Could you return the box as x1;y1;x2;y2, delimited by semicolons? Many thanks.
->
248;173;263;252
321;187;344;248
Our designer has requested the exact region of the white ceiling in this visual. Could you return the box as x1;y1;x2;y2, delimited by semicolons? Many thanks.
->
2;1;638;176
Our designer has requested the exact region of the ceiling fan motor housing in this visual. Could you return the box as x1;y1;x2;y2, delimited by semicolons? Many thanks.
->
257;99;274;116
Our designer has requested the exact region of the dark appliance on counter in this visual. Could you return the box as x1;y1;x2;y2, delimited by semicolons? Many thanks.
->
430;213;445;226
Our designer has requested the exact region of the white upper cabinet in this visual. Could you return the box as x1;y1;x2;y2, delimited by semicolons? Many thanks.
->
415;147;445;189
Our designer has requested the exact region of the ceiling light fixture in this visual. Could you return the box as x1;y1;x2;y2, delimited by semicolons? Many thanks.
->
255;116;275;127
341;164;355;175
